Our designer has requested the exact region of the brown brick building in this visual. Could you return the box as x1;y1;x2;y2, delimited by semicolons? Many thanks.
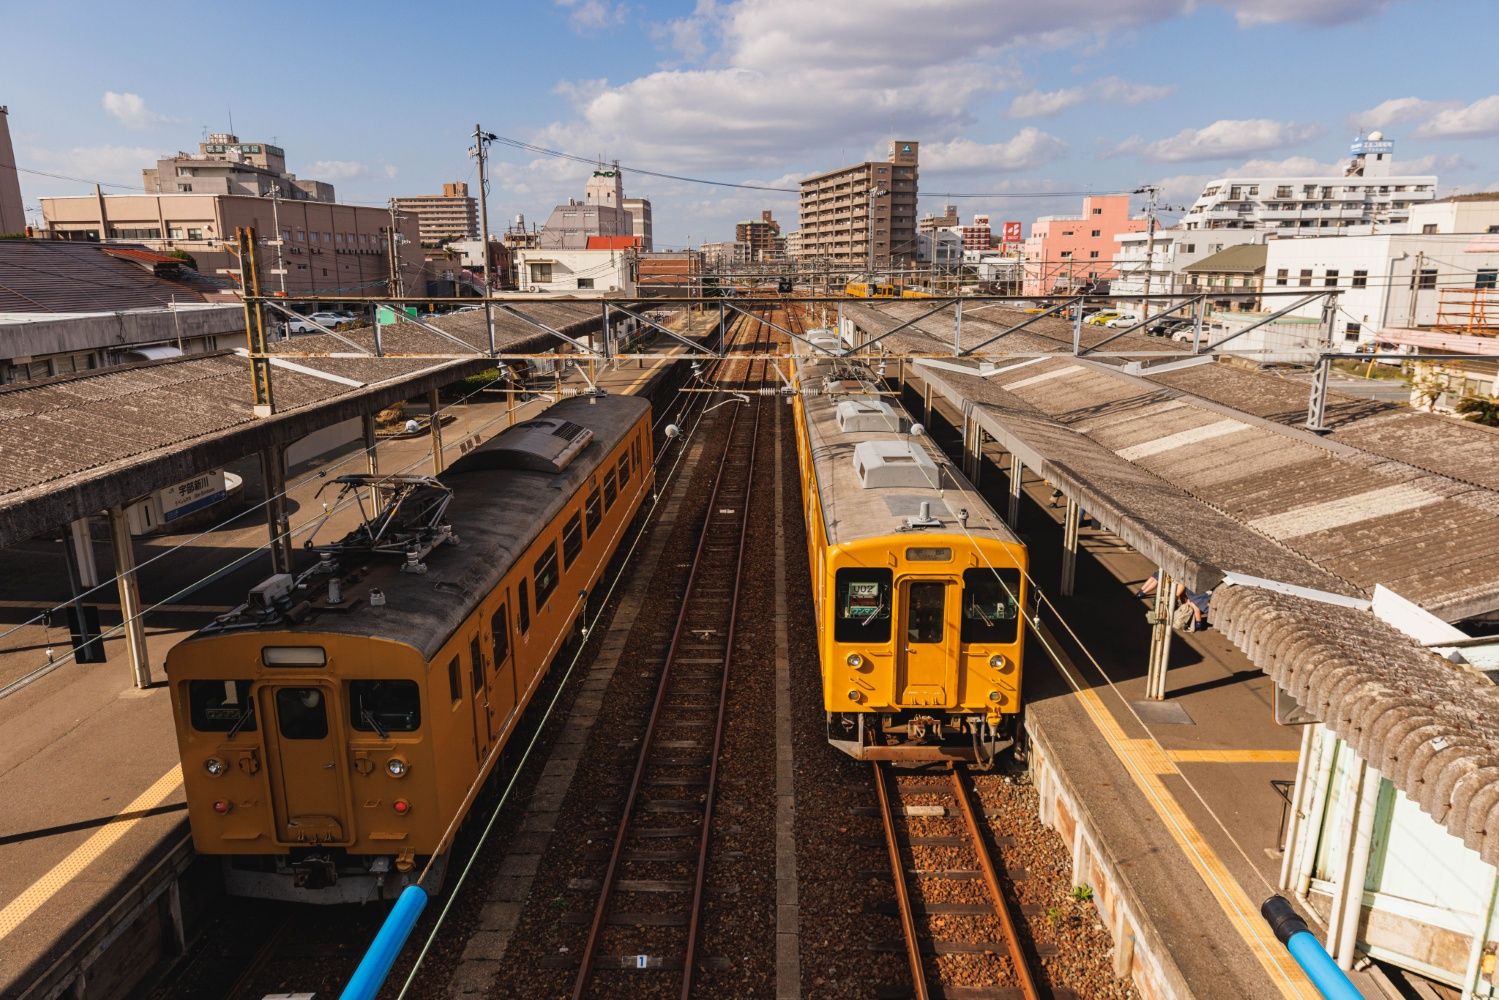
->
797;140;918;269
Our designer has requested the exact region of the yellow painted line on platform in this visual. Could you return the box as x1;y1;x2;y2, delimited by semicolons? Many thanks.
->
1168;749;1301;765
1074;688;1318;1000
0;765;182;942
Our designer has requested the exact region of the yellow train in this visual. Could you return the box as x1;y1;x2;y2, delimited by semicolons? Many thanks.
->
791;348;1028;763
844;280;900;299
164;395;653;901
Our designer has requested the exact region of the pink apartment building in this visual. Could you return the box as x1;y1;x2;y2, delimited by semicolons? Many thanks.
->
1022;194;1147;295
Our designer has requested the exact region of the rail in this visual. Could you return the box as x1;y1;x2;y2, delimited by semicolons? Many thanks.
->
872;762;1043;1000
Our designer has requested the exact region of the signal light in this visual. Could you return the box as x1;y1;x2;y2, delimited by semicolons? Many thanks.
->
213;799;231;814
393;799;410;815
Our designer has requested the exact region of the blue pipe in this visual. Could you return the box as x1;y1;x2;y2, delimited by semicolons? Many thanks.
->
1261;895;1364;1000
339;884;428;1000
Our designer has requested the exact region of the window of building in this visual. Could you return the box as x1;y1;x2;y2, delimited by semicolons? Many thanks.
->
187;228;203;240
1275;268;1288;286
1415;268;1438;290
1092;207;1103;215
349;680;420;732
1276;186;1293;198
1325;270;1339;287
576;278;594;289
1298;269;1312;287
533;543;558;610
562;513;583;569
1488;225;1499;234
168;228;184;239
1090;229;1101;237
1477;269;1498;290
530;262;553;283
1352;270;1368;287
1183;243;1196;254
1344;321;1362;341
1086;250;1098;259
1422;223;1438;234
1059;250;1072;259
110;227;161;239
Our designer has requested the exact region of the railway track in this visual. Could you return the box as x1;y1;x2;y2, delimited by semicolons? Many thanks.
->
873;763;1043;1000
567;309;775;999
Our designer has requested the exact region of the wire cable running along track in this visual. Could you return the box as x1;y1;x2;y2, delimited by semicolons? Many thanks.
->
570;309;775;999
873;763;1044;1000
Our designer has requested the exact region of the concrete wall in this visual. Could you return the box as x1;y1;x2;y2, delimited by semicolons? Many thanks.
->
0;305;245;365
0;107;24;233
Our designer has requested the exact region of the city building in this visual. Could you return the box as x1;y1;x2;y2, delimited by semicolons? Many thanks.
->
538;166;636;250
957;214;994;250
1022;194;1147;295
42;191;424;298
797;139;919;270
623;197;653;252
1180;244;1267;312
734;210;781;262
1110;228;1266;298
0;240;242;382
0;106;24;233
143;133;334;202
515;245;634;294
918;203;959;237
916;228;961;267
784;230;802;257
393;182;479;246
1180;133;1437;237
699;241;744;268
637;250;702;299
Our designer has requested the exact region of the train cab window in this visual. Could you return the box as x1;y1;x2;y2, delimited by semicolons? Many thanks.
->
906;582;947;644
562;513;584;569
618;452;631;488
350;680;421;732
961;569;1022;644
189;679;257;732
518;580;531;634
274;687;329;740
534;542;559;609
448;656;462;704
603;471;618;511
585;484;602;536
491;604;510;664
834;568;892;642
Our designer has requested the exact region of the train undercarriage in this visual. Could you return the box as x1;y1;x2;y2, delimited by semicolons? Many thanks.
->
827;710;1020;767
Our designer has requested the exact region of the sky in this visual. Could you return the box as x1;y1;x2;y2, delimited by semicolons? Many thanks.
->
3;0;1499;248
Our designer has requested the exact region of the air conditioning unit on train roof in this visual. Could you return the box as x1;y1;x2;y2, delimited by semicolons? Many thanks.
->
448;416;594;475
852;439;939;489
835;398;899;433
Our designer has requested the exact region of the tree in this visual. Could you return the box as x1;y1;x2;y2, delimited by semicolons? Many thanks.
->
1455;395;1499;427
165;248;198;269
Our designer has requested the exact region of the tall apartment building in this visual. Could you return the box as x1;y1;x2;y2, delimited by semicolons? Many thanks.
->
957;214;994;250
143;133;335;202
623;197;653;251
1022;194;1147;295
393;182;479;246
0;107;24;233
797;140;919;269
1181;133;1437;236
735;210;782;262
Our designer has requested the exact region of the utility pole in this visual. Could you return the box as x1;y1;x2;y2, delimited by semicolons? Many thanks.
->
1135;184;1160;321
471;124;499;356
268;182;287;299
386;200;405;299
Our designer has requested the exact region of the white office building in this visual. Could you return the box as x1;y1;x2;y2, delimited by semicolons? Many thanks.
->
1180;133;1437;238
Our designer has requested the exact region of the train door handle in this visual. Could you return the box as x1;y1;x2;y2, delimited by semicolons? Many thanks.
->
322;762;335;769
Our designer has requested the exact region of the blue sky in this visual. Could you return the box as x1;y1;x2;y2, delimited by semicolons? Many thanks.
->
3;0;1497;247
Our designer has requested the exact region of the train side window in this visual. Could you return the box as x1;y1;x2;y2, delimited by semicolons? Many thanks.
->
603;471;618;511
534;542;559;610
350;680;421;732
618;452;631;488
274;687;328;740
448;656;462;704
906;582;946;644
834;568;892;643
585;484;602;536
470;635;484;693
562;513;584;569
961;569;1022;644
491;604;510;664
518;580;531;633
189;679;256;732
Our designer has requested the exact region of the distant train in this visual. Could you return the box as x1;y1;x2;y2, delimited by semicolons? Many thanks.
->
791;338;1028;763
843;281;935;299
164;396;654;901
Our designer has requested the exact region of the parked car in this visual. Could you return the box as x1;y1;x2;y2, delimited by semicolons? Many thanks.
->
1146;317;1194;337
1104;313;1142;328
284;311;354;335
1084;311;1121;326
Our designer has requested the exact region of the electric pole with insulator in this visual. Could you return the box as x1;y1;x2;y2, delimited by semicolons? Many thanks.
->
471;125;499;356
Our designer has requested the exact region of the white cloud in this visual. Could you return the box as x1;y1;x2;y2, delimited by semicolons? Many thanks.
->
310;160;367;181
554;0;627;31
1353;96;1457;130
922;131;1068;172
1218;0;1393;26
101;91;172;130
652;0;720;60
22;144;161;192
382;164;399;180
1231;155;1343;175
1008;76;1172;118
1419;95;1499;139
1120;118;1323;162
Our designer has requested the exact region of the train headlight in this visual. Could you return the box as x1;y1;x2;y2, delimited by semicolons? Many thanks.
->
846;653;863;668
386;757;409;778
204;757;227;777
989;690;1002;702
989;654;1009;671
847;689;863;703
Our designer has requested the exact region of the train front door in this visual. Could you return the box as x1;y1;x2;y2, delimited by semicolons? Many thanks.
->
263;683;350;844
896;579;952;708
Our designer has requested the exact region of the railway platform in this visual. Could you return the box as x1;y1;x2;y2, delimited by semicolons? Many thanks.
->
0;347;692;1000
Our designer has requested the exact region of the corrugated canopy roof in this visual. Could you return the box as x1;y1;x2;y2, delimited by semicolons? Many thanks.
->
0;240;232;313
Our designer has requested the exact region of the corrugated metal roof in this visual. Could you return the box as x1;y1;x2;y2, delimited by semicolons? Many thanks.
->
0;240;233;313
1181;243;1267;274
